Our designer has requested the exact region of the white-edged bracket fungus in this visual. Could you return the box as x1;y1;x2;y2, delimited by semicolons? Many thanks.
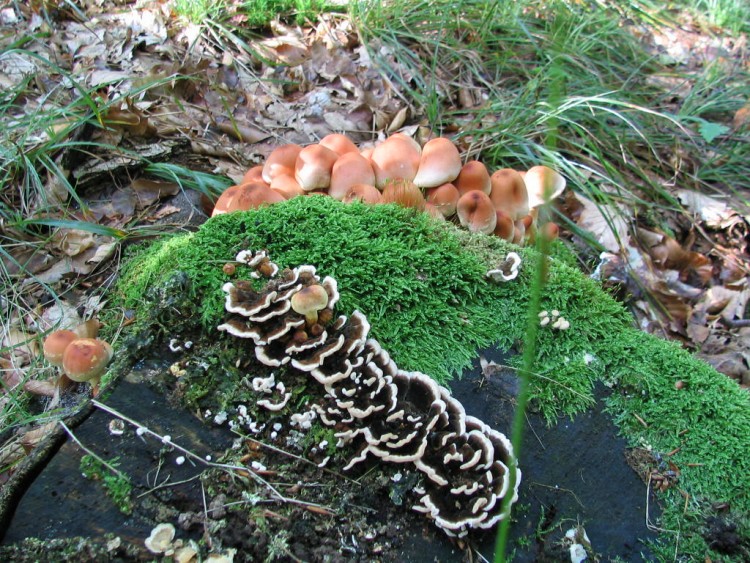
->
486;252;522;283
217;251;521;538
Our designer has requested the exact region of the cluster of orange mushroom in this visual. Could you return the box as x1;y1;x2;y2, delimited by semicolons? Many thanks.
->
212;133;566;244
42;329;113;395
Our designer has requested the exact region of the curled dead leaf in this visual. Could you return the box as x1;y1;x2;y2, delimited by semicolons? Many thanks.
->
131;178;180;209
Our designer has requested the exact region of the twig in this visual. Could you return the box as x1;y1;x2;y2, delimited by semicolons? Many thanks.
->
137;474;201;498
529;482;584;509
240;434;358;484
58;420;125;479
91;399;336;514
524;412;545;451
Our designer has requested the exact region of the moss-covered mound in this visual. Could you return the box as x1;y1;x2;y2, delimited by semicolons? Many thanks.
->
117;196;750;558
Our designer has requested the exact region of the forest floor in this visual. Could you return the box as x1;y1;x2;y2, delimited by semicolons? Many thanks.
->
1;1;749;561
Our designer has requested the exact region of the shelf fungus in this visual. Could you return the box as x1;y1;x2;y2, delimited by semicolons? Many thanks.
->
486;252;522;283
218;251;521;537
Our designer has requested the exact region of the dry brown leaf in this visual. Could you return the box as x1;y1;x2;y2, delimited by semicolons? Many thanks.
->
52;228;96;257
20;421;59;454
573;194;630;253
149;205;181;221
676;189;733;228
1;328;37;366
131;178;180;209
23;379;57;397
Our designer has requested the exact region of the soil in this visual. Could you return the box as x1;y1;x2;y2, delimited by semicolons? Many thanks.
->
0;341;658;562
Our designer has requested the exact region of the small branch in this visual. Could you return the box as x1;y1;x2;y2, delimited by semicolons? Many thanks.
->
58;420;125;479
91;399;335;513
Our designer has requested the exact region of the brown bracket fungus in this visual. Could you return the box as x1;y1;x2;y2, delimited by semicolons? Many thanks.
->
217;251;521;538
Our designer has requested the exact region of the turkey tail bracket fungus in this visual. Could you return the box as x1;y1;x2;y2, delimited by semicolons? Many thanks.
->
218;251;521;538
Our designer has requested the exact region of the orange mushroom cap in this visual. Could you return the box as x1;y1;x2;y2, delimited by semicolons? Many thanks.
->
370;136;421;188
489;169;529;220
262;144;302;184
270;174;306;200
329;152;376;200
524;165;566;209
456;190;497;234
43;329;78;367
295;144;339;191
62;338;113;384
212;182;286;216
413;137;462;188
493;209;515;241
342;183;382;205
455;161;491;195
425;183;460;217
319;133;359;156
241;165;265;185
381;179;426;211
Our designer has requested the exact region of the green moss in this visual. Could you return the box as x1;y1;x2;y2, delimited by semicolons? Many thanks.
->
115;196;750;558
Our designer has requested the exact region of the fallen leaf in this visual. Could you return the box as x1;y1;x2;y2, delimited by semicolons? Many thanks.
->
52;228;96;257
574;194;630;252
131;178;180;209
676;189;733;228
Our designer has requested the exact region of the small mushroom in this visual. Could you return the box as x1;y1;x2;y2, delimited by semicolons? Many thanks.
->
412;137;462;188
329;152;376;200
319;133;359;156
490;169;529;220
241;165;265;184
43;329;78;367
342;183;382;204
524;165;566;209
269;173;306;200
370;135;421;188
381;179;426;211
455;161;491;195
425;183;460;217
62;338;113;393
145;523;176;554
291;284;330;325
295;144;339;191
262;144;302;184
456;190;497;234
211;182;285;216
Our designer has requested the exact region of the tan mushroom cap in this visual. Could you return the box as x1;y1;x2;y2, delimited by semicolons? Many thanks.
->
241;165;265;185
342;183;382;204
212;182;286;216
370;136;421;188
456;190;497;234
413;137;462;188
295;144;339;191
291;284;330;325
43;329;78;367
381;179;426;211
270;174;306;200
319;133;359;156
329;152;376;200
423;203;446;221
262;144;303;184
524;165;566;209
62;338;113;383
493;209;514;241
425;183;460;217
455;161;491;195
489;169;529;220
